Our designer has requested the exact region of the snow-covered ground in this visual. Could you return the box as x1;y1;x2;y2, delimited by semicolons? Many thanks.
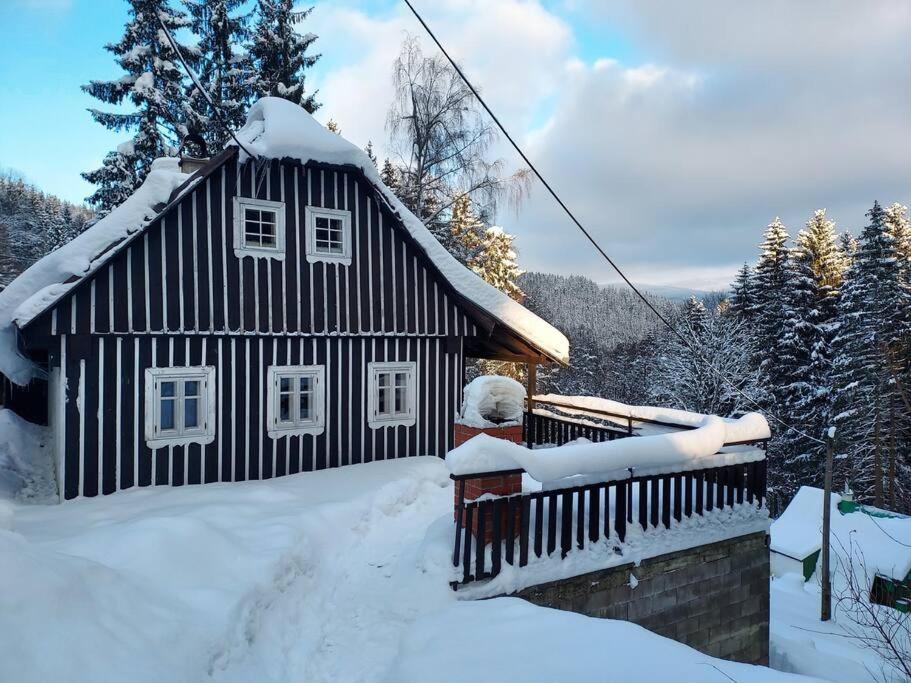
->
2;453;821;682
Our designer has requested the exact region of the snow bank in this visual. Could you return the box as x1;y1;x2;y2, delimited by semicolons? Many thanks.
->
233;97;569;365
457;375;525;428
0;455;812;682
0;409;55;502
446;413;766;483
771;486;911;580
535;393;771;443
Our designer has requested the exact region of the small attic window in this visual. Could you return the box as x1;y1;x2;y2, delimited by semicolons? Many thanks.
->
305;207;352;266
233;197;285;259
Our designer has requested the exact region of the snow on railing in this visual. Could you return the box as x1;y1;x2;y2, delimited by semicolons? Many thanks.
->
448;406;770;590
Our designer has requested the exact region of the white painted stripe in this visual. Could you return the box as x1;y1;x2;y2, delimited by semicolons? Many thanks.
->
191;196;200;331
126;246;133;332
97;336;104;495
272;340;277;477
206;178;214;332
280;167;287;333
308;169;315;332
222;167;230;330
108;266;114;332
161;217;169;330
359;338;365;463
231;337;237;480
177;208;185;331
390;225;397;331
367;198;374;333
422;265;428;334
337;339;342;465
433;282;440;335
77;357;85;497
295;167;302;332
217;337;223;481
343;173;350;333
133;338;139;487
258;337;264;479
402;243;409;332
143;233;150;331
378;212;386;331
434;339;440;456
299;337;305;471
151;338;157;483
115;337;122;491
416;337;422;455
266;259;273;333
70;295;76;334
353;180;362;333
246;338;251;480
200;337;206;483
51;307;57;336
57;334;66;498
90;279;96;334
413;255;419;335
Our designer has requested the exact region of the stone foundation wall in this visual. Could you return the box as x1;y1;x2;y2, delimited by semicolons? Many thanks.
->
517;531;770;665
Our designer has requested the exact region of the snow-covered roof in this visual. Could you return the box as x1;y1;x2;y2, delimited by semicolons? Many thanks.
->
232;97;569;365
0;158;190;384
771;486;911;580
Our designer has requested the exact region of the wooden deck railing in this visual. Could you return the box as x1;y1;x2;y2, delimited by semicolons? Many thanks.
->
451;411;769;590
522;410;632;447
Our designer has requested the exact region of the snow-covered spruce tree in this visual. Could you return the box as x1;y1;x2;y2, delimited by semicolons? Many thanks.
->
774;209;846;492
82;0;199;213
729;263;757;322
831;202;911;508
247;0;320;113
380;158;400;194
470;227;524;302
752;218;792;399
885;203;911;276
184;0;253;151
647;298;757;419
447;193;484;266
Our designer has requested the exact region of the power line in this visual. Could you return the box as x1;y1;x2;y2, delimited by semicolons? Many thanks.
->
155;11;257;162
401;0;824;446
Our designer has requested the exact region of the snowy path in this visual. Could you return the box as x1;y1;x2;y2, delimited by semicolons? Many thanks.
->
2;457;819;682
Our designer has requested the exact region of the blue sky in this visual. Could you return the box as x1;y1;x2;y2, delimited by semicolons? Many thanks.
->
2;1;910;289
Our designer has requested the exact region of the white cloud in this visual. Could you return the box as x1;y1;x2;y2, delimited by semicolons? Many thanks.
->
307;0;911;289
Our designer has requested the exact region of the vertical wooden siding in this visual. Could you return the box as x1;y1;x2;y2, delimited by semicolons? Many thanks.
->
59;333;463;499
37;157;479;339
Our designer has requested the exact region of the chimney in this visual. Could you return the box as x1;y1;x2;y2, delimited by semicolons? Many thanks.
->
179;156;209;175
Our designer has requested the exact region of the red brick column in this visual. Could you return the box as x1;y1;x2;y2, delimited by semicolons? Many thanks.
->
453;423;524;541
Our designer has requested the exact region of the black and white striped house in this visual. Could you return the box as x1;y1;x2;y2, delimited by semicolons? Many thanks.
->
0;98;568;501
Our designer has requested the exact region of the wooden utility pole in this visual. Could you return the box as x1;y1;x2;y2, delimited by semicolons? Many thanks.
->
821;427;835;622
526;362;537;411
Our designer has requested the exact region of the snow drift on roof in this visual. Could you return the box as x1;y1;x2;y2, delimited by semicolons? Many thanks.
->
0;158;188;384
232;97;569;364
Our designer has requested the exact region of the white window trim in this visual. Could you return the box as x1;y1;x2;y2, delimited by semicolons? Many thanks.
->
233;196;286;260
144;366;216;448
266;365;326;438
367;361;417;429
305;206;352;266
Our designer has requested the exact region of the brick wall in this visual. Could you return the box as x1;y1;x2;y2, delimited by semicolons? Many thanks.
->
453;422;524;447
517;531;770;665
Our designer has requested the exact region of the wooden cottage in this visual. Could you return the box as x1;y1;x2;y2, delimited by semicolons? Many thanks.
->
0;97;568;501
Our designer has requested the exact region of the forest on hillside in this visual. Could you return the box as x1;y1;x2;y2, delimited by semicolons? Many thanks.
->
521;205;911;517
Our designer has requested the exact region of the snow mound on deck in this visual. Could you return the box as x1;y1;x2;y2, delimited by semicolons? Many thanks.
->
233;97;569;365
447;413;766;483
535;393;771;442
458;375;525;428
0;158;188;384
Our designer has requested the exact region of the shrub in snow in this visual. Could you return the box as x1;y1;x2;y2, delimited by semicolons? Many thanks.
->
458;375;526;428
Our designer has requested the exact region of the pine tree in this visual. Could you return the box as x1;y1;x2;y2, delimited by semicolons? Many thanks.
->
729;263;756;321
753;218;793;394
364;141;377;167
247;1;320;113
885;203;911;277
470;227;524;302
448;193;484;266
380;159;399;194
82;0;199;213
184;0;253;151
831;202;911;507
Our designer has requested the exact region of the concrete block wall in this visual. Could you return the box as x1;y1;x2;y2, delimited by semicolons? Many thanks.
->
517;531;770;665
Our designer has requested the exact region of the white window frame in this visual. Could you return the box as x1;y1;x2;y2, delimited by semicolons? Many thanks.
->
233;196;286;259
144;366;216;448
266;365;326;438
305;206;352;266
367;361;417;429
